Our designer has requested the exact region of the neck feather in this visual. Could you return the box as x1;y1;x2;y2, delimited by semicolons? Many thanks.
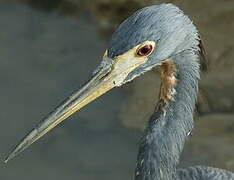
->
134;50;200;180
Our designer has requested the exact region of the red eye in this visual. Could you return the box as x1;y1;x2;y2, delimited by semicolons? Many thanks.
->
137;45;153;56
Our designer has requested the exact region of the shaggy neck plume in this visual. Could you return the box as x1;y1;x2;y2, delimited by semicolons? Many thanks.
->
134;50;200;180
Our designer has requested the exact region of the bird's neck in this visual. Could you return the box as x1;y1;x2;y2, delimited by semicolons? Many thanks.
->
134;51;200;180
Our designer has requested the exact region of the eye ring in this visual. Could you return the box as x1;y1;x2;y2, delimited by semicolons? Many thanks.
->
136;44;153;57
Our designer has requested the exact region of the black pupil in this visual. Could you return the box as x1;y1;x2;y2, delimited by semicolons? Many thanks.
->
140;47;149;54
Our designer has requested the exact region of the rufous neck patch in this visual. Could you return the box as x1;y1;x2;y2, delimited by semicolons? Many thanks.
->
157;60;177;111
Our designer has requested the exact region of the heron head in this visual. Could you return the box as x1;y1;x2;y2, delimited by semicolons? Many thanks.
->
105;3;200;84
5;3;200;162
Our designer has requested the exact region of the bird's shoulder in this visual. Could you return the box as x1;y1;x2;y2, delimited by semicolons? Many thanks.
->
177;166;234;180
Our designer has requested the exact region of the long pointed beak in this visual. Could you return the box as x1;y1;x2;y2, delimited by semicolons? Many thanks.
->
5;41;153;163
4;57;116;163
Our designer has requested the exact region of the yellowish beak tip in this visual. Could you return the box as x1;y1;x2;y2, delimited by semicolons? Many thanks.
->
4;156;10;164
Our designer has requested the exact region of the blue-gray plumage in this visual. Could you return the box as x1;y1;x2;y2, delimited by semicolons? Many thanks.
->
108;3;199;83
5;3;234;180
107;4;234;180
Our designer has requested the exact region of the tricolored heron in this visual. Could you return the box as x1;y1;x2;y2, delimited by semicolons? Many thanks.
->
5;3;234;180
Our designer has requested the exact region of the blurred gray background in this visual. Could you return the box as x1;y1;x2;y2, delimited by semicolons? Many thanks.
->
0;0;234;180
